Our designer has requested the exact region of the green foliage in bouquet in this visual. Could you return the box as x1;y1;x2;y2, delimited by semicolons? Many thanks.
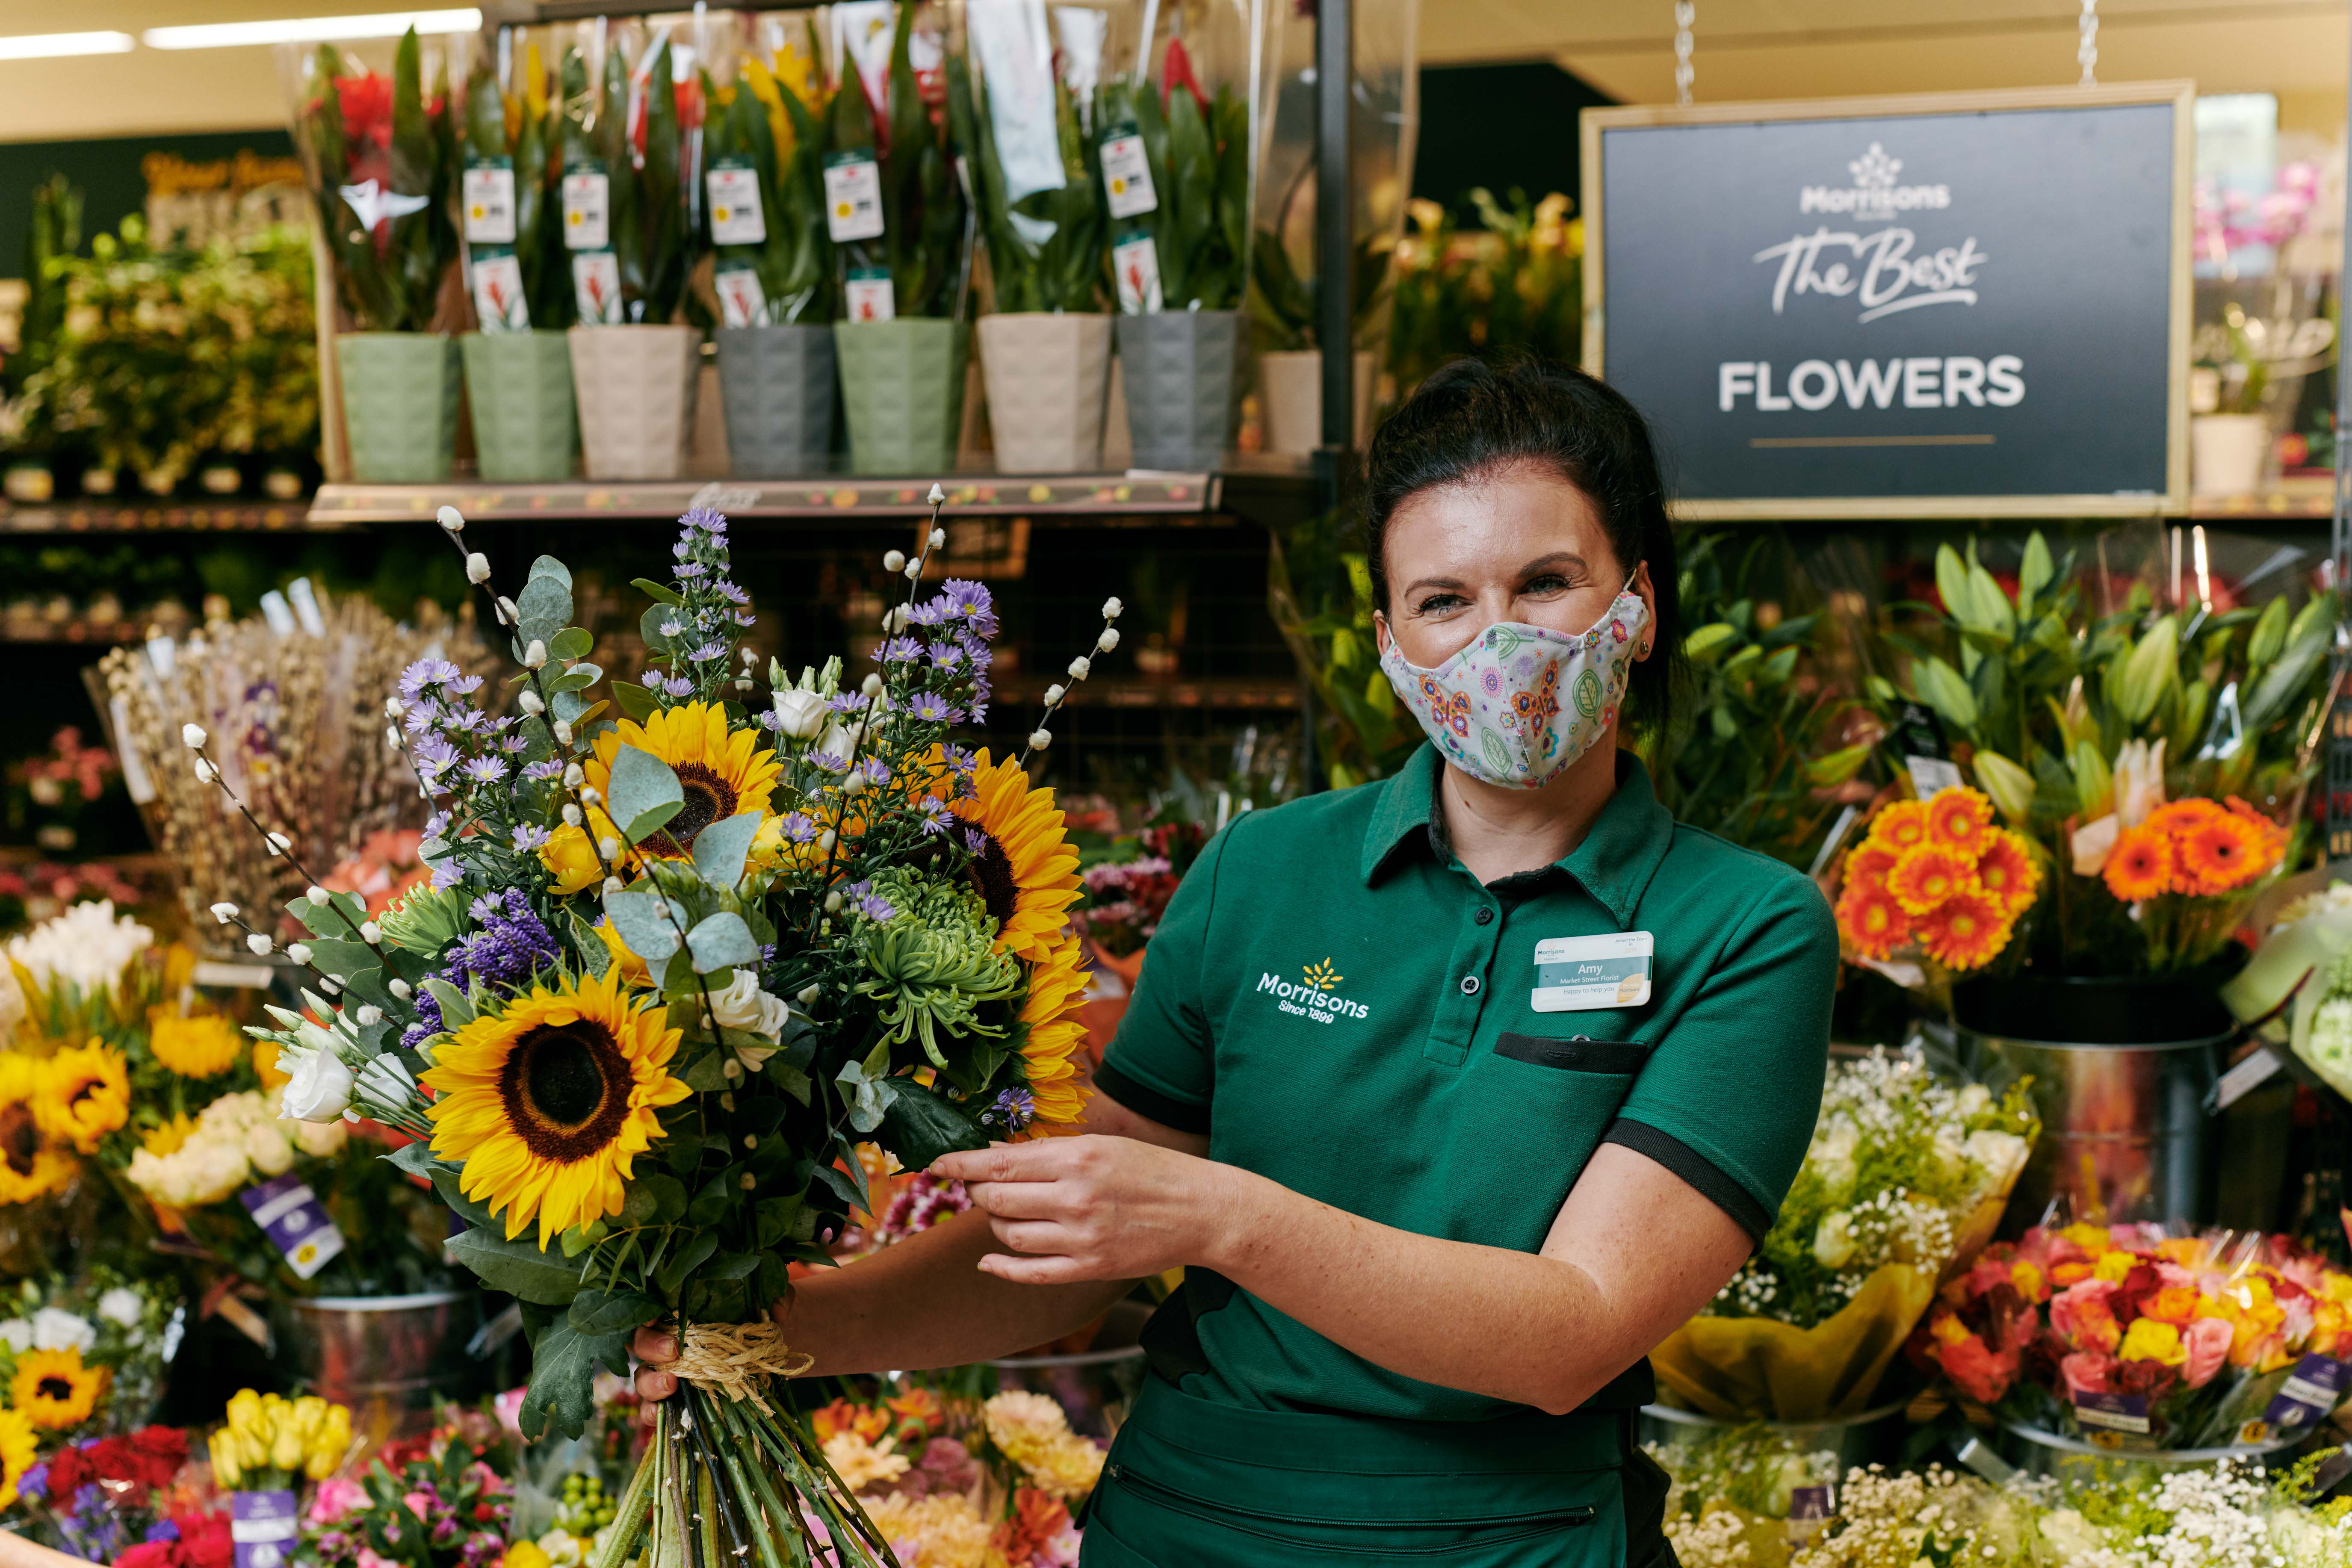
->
563;32;693;324
948;49;1105;313
1389;188;1581;400
295;29;458;333
828;5;967;319
703;34;836;325
2;175;81;437
1265;507;1423;789
1095;47;1249;312
1639;531;1866;869
461;41;573;331
1873;533;2330;974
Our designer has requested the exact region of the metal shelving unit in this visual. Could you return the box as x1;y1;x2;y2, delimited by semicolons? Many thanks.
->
0;499;334;534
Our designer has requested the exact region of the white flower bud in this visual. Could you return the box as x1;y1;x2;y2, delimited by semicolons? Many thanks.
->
563;763;584;788
904;561;921;581
818;830;837;853
887;605;911;632
355;1005;382;1027
519;691;545;716
181;723;207;749
722;1058;744;1081
193;758;217;784
287;943;313;965
1067;656;1091;680
824;890;844;915
307;886;329;906
523;639;547;669
862;673;883;697
739;1173;756;1191
465;552;490;584
553;721;573;746
360;921;381;944
384;697;405;720
562;803;583;827
930;527;946;549
385;726;401;751
927;482;946;504
797;984;821;1005
1097;627;1121;653
437;505;465;534
598;837;620;861
210;902;239;924
602;876;625;895
742;1133;758;1150
1044;683;1067;705
388;978;413;1001
843;771;869;797
246;933;272;955
1030;729;1053;750
883;549;907;573
267;832;292;855
1102;596;1124;619
319;977;340;995
496;596;518;626
580;787;601;808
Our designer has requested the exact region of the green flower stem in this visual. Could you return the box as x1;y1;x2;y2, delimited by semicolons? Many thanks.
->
591;1416;662;1568
697;1390;804;1568
695;1452;725;1568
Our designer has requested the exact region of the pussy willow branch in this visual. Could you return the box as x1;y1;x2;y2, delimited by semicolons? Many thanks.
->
187;743;374;947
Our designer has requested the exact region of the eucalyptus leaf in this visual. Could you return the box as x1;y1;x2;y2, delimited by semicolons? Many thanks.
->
517;574;573;649
691;812;763;891
548;625;594;662
603;889;684;962
686;912;760;974
424;978;476;1029
612;680;660;723
606;744;684;843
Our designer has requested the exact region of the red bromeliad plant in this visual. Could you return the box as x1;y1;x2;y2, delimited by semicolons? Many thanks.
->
290;27;460;332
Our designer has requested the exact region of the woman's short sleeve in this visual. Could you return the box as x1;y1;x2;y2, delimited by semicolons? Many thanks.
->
1092;822;1239;1135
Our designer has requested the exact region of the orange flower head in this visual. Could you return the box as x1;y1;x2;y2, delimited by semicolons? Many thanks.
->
1885;843;1980;915
1926;788;1994;850
1914;889;2013;971
2175;809;2278;896
1865;800;1931;853
2145;798;2224;836
1844;843;1898;894
2102;822;2174;902
1835;880;1912;961
1973;829;2041;917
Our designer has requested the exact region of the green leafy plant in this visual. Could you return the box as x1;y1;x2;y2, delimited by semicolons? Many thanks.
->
1265;507;1422;789
292;28;458;333
702;32;836;324
1389;187;1581;399
827;4;966;320
1096;41;1249;311
460;37;573;330
948;42;1104;313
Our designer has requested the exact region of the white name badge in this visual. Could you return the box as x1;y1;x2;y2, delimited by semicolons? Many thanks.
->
1532;932;1654;1012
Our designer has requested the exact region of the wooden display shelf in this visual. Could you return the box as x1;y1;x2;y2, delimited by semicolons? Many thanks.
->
2187;476;2336;520
0;619;144;645
0;499;331;533
315;472;1232;525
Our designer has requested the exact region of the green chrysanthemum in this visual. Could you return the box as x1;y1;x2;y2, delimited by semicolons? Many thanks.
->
852;869;1023;1067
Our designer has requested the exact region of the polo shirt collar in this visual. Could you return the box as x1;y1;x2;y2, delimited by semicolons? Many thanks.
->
1359;743;1677;930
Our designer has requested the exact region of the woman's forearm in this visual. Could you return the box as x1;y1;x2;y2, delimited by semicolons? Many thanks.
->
780;1206;1134;1375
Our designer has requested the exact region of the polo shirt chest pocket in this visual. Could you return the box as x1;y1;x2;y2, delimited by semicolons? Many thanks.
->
1467;1032;1648;1211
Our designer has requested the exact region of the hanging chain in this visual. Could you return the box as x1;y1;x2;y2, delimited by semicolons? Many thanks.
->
2077;0;2098;86
1673;1;1695;106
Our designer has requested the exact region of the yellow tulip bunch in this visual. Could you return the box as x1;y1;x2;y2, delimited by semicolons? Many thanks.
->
207;1390;351;1491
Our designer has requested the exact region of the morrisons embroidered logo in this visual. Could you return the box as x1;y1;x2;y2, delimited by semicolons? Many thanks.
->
1258;960;1369;1025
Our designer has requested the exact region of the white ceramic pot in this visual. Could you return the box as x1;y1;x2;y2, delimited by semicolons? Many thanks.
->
2190;412;2270;497
977;312;1114;474
568;324;700;481
1259;348;1376;456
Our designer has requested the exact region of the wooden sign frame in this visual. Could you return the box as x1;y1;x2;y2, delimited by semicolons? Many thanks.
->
1581;81;2195;522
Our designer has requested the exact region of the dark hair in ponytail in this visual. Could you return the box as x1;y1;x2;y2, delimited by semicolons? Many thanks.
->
1363;357;1683;737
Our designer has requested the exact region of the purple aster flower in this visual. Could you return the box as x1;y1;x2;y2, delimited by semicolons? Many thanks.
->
412;735;459;785
679;505;727;536
686;641;728;663
511;823;552;852
916;797;951;835
827;692;870;713
404;701;439;736
659;618;685;638
733;609;757;627
675;562;707;579
967;698;990;723
943;743;975;771
860;756;891;785
447;673;485;696
399;657;460;698
719;582;750;605
501;733;529;755
673;540;692;560
940;579;998;636
907;692;954;723
444;705;489;734
662;674;694;698
961;826;988;855
807;750;848;776
857;893;897;921
987;1086;1036;1132
928;640;967;672
145;1521;181;1544
879;636;922;663
464;755;508;785
780;812;818;844
424;810;451;839
18;1463;46;1501
523;758;564;781
906;598;948;628
758;709;783;731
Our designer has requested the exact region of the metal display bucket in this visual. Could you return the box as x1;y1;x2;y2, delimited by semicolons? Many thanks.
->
1997;1419;2306;1482
1638;1400;1906;1475
278;1290;474;1411
986;1299;1150;1442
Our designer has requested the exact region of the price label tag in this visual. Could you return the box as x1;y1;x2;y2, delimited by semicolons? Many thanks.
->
1786;1486;1834;1544
1113;230;1162;315
562;162;611;251
707;157;768;245
844;265;896;322
239;1174;346;1280
469;246;530;331
2071;1388;2154;1447
715;263;770;328
2266;1354;2350;1429
463;155;517;244
572;251;623;324
824;152;886;242
1906;755;1965;800
232;1490;299;1568
1100;121;1157;219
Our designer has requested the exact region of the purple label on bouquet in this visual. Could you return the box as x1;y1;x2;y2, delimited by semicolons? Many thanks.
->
231;1489;298;1568
2265;1353;2349;1428
2071;1389;2151;1435
238;1175;346;1280
1786;1485;1835;1541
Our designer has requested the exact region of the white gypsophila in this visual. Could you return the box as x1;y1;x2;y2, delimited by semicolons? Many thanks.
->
1663;1509;1752;1568
6;900;155;995
2274;880;2352;930
30;1305;96;1353
96;1287;143;1328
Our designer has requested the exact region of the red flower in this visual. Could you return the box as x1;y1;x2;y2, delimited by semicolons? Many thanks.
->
47;1444;92;1499
1161;36;1209;116
116;1544;179;1568
334;73;393;153
174;1510;233;1568
131;1425;189;1488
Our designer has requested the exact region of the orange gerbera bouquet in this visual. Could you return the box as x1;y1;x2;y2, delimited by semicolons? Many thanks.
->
1833;787;2040;978
2070;754;2291;972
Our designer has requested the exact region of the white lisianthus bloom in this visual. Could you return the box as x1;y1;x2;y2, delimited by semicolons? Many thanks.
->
1811;1210;1859;1269
2113;737;2168;827
29;1307;93;1353
96;1287;143;1328
281;1047;354;1123
707;972;791;1070
0;1319;31;1353
773;688;829;739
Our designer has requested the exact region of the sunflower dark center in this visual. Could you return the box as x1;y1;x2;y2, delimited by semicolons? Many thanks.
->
0;1104;39;1176
649;763;736;855
965;828;1018;930
36;1376;71;1402
497;1019;631;1165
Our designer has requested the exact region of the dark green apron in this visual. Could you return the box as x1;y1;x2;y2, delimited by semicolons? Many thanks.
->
1081;1374;1663;1567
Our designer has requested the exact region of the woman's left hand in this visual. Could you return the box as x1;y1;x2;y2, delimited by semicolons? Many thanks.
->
930;1135;1244;1285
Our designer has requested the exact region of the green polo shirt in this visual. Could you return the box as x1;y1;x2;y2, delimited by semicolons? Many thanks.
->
1096;743;1836;1423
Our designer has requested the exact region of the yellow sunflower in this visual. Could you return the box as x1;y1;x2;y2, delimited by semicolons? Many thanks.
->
37;1041;129;1153
584;701;781;860
422;969;691;1248
149;1010;243;1078
0;1405;34;1509
949;752;1081;964
12;1347;106;1429
0;1056;74;1204
142;1112;199;1159
1013;936;1092;1129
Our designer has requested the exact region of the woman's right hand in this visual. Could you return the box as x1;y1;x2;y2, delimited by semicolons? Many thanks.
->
631;1326;680;1401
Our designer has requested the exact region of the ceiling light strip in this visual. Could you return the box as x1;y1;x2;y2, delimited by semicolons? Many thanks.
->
0;31;137;61
142;9;482;50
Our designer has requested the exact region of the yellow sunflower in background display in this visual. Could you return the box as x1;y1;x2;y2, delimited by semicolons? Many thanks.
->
0;1405;34;1508
149;1010;243;1078
0;1056;74;1203
13;1347;106;1429
422;969;691;1248
584;700;781;860
38;1041;129;1153
1011;936;1093;1128
949;752;1081;964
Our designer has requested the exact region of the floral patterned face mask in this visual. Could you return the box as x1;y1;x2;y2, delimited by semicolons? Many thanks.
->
1378;582;1648;789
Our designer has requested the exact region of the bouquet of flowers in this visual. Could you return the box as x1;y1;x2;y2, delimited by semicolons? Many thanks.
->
948;0;1106;316
702;22;836;327
460;31;572;333
827;2;969;322
298;1405;507;1568
1830;787;2042;983
1073;821;1204;959
1650;1051;2037;1421
1094;35;1250;315
118;1509;236;1568
7;726;124;857
287;28;460;333
14;1424;197;1561
1913;1224;2352;1450
209;488;1118;1566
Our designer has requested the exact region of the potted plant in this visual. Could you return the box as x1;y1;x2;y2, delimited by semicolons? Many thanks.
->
1097;35;1252;471
290;28;463;483
953;0;1110;473
458;31;578;482
705;25;838;478
828;1;971;475
563;24;702;481
1;174;80;505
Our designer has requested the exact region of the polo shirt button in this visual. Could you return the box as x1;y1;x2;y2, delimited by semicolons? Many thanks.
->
1474;907;1494;926
1460;975;1481;996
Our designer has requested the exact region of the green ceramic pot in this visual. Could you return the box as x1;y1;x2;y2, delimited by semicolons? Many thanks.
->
337;332;461;483
462;331;579;482
834;318;964;477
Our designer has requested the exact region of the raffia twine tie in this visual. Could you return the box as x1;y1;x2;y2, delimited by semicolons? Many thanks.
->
671;1321;814;1414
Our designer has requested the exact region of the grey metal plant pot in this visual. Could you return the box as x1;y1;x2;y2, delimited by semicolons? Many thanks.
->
717;324;837;478
1117;310;1241;471
461;330;579;482
337;332;461;483
834;318;964;477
